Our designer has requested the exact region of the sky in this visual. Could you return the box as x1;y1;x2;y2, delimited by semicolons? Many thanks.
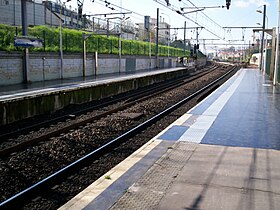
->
63;0;279;52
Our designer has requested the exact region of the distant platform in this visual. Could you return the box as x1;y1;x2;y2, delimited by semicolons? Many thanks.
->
0;67;192;125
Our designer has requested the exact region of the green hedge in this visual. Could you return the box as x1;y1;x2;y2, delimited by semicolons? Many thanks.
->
0;24;190;57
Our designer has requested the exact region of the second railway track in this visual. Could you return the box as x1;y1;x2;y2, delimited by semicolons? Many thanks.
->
0;63;219;154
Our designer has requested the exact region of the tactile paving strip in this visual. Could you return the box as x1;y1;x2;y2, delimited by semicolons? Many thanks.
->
110;142;197;210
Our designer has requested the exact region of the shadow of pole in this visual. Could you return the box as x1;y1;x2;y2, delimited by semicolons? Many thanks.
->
185;147;228;210
266;149;275;210
236;148;257;210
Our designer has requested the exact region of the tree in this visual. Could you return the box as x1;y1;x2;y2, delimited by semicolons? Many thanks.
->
170;39;191;50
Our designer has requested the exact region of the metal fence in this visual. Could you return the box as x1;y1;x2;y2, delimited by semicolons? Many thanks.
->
0;0;188;57
0;24;187;57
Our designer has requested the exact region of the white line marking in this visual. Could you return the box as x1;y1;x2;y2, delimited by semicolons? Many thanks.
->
58;139;162;210
179;69;246;143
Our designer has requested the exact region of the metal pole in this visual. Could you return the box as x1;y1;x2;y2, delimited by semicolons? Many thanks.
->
263;17;268;75
196;27;199;44
59;2;64;79
119;0;122;73
95;51;98;76
249;41;251;65
44;0;47;25
156;8;159;68
183;21;186;54
168;34;170;60
21;0;28;83
119;33;121;73
260;5;266;71
42;57;45;81
273;1;280;85
107;19;110;37
13;0;16;25
50;2;52;27
149;30;152;69
82;33;86;77
33;2;35;25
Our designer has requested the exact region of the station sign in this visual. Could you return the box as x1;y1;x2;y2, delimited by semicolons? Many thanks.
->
14;36;43;48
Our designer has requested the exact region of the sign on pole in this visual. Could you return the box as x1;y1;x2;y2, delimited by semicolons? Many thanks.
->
144;16;150;30
14;36;43;48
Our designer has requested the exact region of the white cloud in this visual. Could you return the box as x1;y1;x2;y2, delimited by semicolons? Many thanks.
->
233;0;270;8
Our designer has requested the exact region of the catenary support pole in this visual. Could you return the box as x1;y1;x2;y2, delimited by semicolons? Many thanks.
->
156;8;159;68
273;2;280;85
260;5;266;71
82;33;86;77
59;2;64;79
184;21;186;54
21;0;29;83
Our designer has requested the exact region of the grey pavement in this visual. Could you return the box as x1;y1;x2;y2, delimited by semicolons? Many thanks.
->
111;143;280;210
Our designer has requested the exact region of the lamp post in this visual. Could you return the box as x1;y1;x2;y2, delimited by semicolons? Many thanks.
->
155;8;159;68
273;0;280;85
59;1;65;79
119;0;122;73
256;5;266;71
257;18;268;74
256;9;269;75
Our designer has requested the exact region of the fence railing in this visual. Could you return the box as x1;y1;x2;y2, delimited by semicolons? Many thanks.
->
0;24;190;57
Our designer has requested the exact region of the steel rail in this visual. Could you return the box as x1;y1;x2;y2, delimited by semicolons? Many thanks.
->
0;65;238;209
0;65;202;142
0;65;218;157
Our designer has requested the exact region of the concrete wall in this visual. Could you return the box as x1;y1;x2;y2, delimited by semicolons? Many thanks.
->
0;52;180;85
0;53;23;83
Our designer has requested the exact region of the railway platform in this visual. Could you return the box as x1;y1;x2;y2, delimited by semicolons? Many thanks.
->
59;68;280;210
0;67;187;100
0;66;194;125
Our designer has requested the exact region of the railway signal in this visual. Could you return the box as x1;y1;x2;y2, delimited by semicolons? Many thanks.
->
226;0;231;10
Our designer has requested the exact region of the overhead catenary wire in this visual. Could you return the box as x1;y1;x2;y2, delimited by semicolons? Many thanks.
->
153;0;225;40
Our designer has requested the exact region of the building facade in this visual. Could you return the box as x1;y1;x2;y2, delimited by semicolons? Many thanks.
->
0;0;60;27
137;16;170;45
0;0;87;28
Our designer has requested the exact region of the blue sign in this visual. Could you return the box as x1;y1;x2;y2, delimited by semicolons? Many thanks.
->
14;36;42;48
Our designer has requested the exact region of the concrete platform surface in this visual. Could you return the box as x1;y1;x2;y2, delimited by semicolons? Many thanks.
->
0;67;185;101
111;143;280;210
156;144;280;210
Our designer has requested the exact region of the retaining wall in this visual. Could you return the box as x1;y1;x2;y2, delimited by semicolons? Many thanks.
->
0;66;199;125
0;52;177;85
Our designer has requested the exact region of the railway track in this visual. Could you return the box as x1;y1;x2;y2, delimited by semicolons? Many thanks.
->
0;64;219;156
0;64;239;209
0;65;220;142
